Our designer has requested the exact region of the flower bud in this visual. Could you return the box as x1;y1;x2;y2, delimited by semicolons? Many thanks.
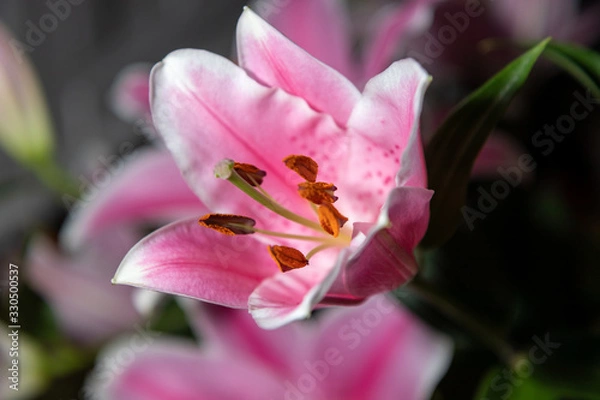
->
0;23;54;166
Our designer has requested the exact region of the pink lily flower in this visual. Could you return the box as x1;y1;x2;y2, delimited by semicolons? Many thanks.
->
90;296;453;400
64;0;438;251
113;9;433;329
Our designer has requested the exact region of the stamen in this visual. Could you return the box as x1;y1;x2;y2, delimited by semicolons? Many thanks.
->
215;159;323;232
298;182;338;204
317;204;348;237
198;214;256;235
268;245;309;272
233;162;266;186
283;155;318;182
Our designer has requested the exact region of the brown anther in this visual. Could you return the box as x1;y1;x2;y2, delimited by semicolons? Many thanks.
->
198;214;256;235
317;204;348;237
298;181;338;204
233;162;266;186
283;155;318;182
268;245;309;272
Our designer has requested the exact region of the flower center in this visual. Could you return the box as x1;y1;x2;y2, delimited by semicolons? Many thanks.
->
198;155;352;272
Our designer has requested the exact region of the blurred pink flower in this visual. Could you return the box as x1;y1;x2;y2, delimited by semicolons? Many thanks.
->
25;229;142;345
90;296;453;400
255;0;439;87
61;148;205;250
112;9;433;329
490;0;600;44
108;63;152;123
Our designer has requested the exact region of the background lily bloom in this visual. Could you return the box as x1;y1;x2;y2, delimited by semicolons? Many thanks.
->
25;230;143;345
490;0;600;44
61;147;205;250
254;0;439;87
113;8;433;329
90;296;453;400
108;63;153;125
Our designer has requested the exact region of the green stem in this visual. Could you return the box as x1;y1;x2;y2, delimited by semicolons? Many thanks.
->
30;157;79;199
397;275;518;368
306;243;337;260
252;227;333;242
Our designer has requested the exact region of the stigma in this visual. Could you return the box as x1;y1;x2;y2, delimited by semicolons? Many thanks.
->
200;155;350;273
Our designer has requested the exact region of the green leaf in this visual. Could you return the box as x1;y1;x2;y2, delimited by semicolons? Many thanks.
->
542;41;600;97
475;365;600;400
421;38;550;248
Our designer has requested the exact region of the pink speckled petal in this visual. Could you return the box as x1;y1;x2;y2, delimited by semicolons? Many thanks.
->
340;59;430;222
343;186;433;297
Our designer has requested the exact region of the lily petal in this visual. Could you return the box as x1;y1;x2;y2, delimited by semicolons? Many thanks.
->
237;8;360;125
362;0;437;82
248;247;346;329
343;186;433;297
178;299;304;377
113;218;279;308
253;0;355;80
93;340;282;400
342;58;430;222
313;296;453;400
61;149;204;250
151;48;347;230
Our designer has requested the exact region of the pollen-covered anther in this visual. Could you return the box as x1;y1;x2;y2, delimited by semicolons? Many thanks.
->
233;162;267;186
268;245;309;272
198;214;256;235
298;181;338;204
317;204;348;237
283;155;318;182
